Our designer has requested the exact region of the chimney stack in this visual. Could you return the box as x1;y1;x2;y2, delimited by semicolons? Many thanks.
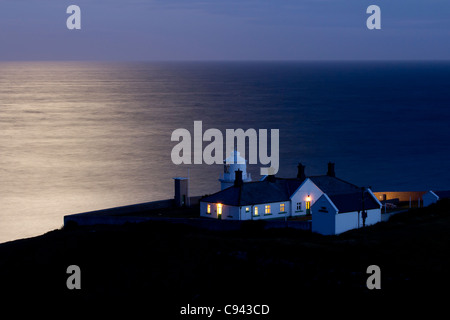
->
173;177;189;207
327;162;335;177
234;169;243;187
297;163;306;180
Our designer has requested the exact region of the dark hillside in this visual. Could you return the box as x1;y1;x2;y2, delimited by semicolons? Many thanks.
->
1;201;450;317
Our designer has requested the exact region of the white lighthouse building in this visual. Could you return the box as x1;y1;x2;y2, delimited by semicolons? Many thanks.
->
219;150;252;190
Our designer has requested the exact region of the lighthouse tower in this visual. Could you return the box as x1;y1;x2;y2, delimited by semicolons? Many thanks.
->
219;150;252;190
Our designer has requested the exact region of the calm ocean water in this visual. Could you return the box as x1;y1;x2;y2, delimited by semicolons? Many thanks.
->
1;61;449;243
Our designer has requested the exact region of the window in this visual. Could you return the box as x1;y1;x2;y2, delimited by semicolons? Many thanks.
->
296;202;302;211
319;206;328;213
207;204;211;214
280;203;285;212
254;207;259;216
245;207;250;213
265;205;271;215
217;203;222;215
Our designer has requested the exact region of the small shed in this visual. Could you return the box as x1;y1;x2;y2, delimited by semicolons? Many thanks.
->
312;190;382;235
423;190;450;207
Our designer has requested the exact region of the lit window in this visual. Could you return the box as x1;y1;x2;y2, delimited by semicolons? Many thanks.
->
254;207;259;216
207;204;211;214
217;203;222;215
306;201;311;210
280;203;285;212
245;207;250;213
265;205;271;214
297;202;302;211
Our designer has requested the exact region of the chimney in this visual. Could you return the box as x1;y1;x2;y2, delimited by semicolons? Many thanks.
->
173;177;189;207
327;162;335;177
297;163;306;180
234;169;243;187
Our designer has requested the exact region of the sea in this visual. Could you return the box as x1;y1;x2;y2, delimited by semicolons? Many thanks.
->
1;61;449;243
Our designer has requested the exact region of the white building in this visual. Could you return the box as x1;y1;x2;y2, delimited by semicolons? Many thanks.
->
311;190;382;235
218;150;251;190
200;162;382;235
423;190;450;207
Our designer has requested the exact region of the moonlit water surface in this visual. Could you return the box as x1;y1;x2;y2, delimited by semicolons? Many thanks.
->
1;61;449;243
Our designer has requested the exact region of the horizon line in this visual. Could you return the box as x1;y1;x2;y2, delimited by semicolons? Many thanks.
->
1;58;450;63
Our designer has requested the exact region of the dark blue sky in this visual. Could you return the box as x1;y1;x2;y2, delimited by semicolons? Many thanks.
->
0;0;449;60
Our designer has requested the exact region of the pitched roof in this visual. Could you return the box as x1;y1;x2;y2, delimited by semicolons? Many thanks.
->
308;176;361;195
201;180;290;206
201;174;366;207
270;178;304;197
327;192;381;214
271;175;361;196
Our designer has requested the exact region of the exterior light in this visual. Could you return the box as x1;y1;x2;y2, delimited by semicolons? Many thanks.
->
305;195;311;215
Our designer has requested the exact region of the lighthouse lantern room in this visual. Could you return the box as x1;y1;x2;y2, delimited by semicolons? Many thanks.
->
219;150;252;190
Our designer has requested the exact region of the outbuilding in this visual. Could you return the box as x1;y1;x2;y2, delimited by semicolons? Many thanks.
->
311;190;382;235
423;190;450;207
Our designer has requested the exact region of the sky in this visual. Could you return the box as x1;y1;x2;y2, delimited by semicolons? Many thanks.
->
0;0;449;61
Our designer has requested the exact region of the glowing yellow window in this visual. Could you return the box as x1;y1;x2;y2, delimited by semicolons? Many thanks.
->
265;205;271;214
280;203;285;212
207;204;211;214
217;203;222;215
254;207;259;216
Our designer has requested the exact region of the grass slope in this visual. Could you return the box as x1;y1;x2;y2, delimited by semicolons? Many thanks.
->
1;200;449;317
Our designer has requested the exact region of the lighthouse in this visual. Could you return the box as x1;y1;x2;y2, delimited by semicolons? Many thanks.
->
219;150;252;190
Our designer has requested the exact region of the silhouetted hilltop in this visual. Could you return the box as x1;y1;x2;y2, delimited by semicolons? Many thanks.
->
1;200;450;317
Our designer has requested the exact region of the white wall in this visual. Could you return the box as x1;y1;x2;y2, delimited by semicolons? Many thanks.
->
363;208;381;227
200;202;212;218
311;195;337;235
334;211;358;235
334;208;381;235
240;201;289;220
221;205;240;220
312;195;382;235
423;191;439;207
290;179;323;216
201;202;290;220
200;202;239;220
